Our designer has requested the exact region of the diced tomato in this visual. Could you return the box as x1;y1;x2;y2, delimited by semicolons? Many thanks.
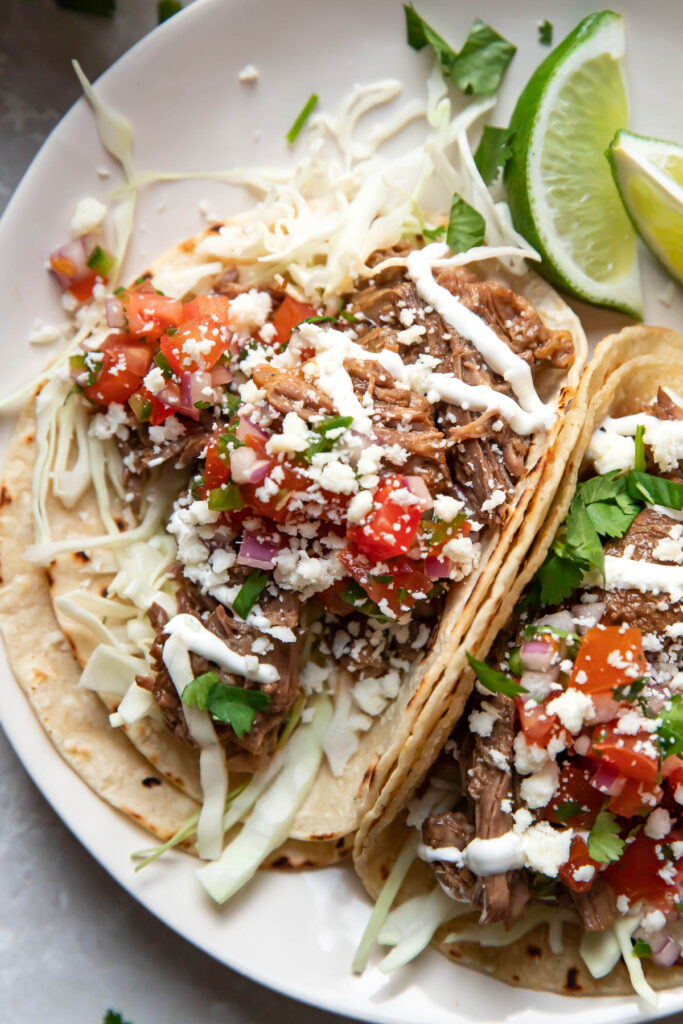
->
128;385;175;426
604;831;683;911
338;548;432;618
121;291;183;341
542;760;603;829
82;337;153;406
69;271;98;303
349;475;422;562
240;461;311;523
515;694;562;749
160;316;229;375
591;723;659;785
569;626;647;696
271;295;317;349
608;778;663;818
204;439;231;492
318;579;354;618
181;295;231;325
559;837;602;893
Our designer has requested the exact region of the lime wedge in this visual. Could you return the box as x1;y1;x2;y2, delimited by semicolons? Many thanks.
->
505;11;642;318
608;129;683;287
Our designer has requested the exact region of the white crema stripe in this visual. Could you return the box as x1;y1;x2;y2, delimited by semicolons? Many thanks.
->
164;613;279;684
603;555;683;603
407;243;554;426
418;822;573;878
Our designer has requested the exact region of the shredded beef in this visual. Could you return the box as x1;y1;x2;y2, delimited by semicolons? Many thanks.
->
571;878;617;931
422;811;476;902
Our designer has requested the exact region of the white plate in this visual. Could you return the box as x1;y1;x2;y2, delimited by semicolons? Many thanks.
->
2;0;683;1020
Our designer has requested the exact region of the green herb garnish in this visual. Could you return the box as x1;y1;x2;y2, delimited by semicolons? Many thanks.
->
612;676;648;704
153;351;174;379
286;93;319;144
158;0;182;22
207;483;243;512
555;800;584;823
634;424;645;473
340;580;391;622
303;415;353;462
632;939;652;959
86;245;115;276
446;192;486;252
538;19;553;45
182;671;270;737
586;809;625;865
657;693;683;759
404;7;516;96
508;646;523;677
224;393;240;416
474;125;515;186
466;652;527;697
233;569;269;620
194;400;211;410
628;470;683;511
103;1013;131;1024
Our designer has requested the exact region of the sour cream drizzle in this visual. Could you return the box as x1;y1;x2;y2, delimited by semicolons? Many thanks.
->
417;823;573;878
603;555;683;602
164;612;280;684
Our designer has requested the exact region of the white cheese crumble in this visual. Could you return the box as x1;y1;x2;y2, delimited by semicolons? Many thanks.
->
433;495;464;522
644;808;671;840
546;689;594;735
70;196;107;237
238;64;259;83
480;488;506;514
520;760;559;810
228;290;272;337
347;490;374;524
265;412;310;455
587;428;635;475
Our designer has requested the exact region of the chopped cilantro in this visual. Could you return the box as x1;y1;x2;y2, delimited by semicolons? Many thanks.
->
530;873;557;900
194;400;211;410
103;1013;131;1024
422;224;446;241
86;245;115;276
632;939;652;959
466;652;527;697
158;0;182;22
555;800;584;823
182;672;270;737
153;351;173;379
662;843;676;863
566;493;604;574
224;393;240;417
627;470;683;511
446;193;486;253
634;424;645;473
69;352;100;387
657;693;683;759
165;325;178;336
340;580;390;622
612;676;647;703
302;415;353;462
190;476;204;500
207;483;243;512
286;93;319;144
474;125;515;186
538;19;553;45
217;428;244;452
56;0;116;14
233;569;269;620
507;646;523;677
523;623;578;642
404;7;516;96
586;809;625;864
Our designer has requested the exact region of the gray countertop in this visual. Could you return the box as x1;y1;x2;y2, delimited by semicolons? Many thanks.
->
2;3;683;1024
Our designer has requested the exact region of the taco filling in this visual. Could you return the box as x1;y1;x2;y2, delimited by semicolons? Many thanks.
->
409;386;683;998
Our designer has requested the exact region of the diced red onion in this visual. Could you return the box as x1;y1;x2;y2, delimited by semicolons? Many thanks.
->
237;530;278;571
180;370;212;409
49;238;89;289
520;670;559;700
650;932;682;967
424;556;452;579
646;686;669;714
229;445;271;484
589;696;622;724
520;639;555;673
105;296;126;329
590;762;625;796
403;475;434;511
236;415;268;444
537;611;575;634
571;602;605;633
156;383;200;422
574;735;591;756
210;364;232;386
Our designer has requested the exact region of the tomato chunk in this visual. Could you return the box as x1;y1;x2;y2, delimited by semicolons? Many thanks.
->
160;316;230;374
182;295;231;325
559;837;602;893
515;694;562;749
121;291;183;341
604;831;683;911
82;338;153;406
542;760;603;829
608;777;663;818
569;626;647;696
69;271;98;303
271;295;317;349
203;438;232;492
591;723;659;784
338;549;432;618
349;475;423;562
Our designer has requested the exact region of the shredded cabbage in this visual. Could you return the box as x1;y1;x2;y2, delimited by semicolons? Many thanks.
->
377;887;467;973
78;643;147;695
443;904;576;948
580;927;622;979
109;682;155;727
352;836;417;974
613;917;658;1007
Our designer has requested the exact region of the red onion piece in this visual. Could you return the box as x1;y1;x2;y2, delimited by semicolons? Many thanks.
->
210;364;232;386
571;602;605;633
589;696;622;724
180;370;212;408
236;415;268;444
156;382;200;422
403;475;434;511
520;639;555;673
590;762;625;796
651;934;682;967
49;238;89;289
537;611;575;634
229;445;271;484
105;296;126;329
424;556;452;579
237;530;278;570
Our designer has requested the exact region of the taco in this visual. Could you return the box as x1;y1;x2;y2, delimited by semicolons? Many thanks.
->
353;325;683;1003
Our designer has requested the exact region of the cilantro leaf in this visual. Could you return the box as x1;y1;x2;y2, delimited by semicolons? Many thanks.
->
634;424;645;473
536;552;584;605
555;800;584;823
446;193;486;253
286;93;319;144
103;1013;132;1024
466;652;527;697
474;126;515;186
340;580;391;622
577;470;626;504
508;646;523;676
182;673;270;737
586;809;625;864
450;19;516;96
585;500;639;538
233;570;269;620
627;471;683;511
612;676;648;703
56;0;116;15
404;7;515;96
158;0;182;21
538;19;553;45
632;939;652;959
566;494;604;574
657;693;683;759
